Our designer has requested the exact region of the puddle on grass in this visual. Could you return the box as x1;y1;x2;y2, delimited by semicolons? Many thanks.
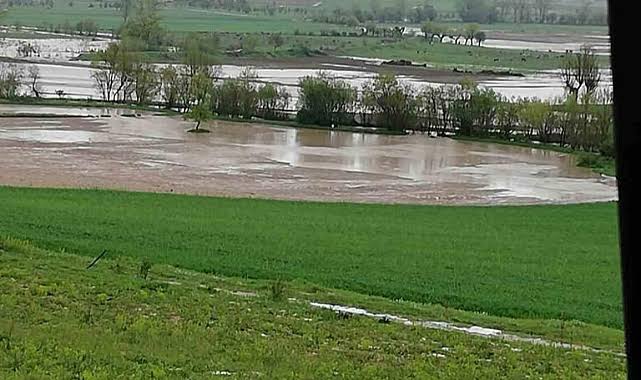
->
310;302;625;357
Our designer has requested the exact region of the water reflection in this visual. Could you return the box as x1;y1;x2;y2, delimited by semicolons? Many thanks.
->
0;113;617;204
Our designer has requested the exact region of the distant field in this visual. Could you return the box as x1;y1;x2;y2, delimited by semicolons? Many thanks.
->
336;36;579;70
77;32;587;71
0;187;622;328
2;0;609;37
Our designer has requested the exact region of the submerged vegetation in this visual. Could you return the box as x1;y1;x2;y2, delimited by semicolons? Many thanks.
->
79;40;615;163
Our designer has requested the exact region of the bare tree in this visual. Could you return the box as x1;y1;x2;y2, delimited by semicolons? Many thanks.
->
91;43;135;102
560;45;600;98
581;46;601;94
28;65;42;98
533;0;551;23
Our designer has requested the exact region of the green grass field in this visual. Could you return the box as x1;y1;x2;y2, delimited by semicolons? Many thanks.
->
3;3;346;34
337;36;582;70
2;0;608;36
78;32;586;71
0;187;622;329
0;238;626;378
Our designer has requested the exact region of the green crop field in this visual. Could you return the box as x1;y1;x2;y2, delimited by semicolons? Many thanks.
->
78;32;586;71
2;0;609;37
0;186;622;329
0;238;626;378
336;36;580;70
2;3;346;34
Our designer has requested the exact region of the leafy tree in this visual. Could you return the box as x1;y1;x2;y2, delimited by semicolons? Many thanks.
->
297;72;357;126
421;22;433;40
182;33;219;77
0;63;23;99
241;35;259;54
186;102;211;131
534;0;551;23
362;73;417;131
189;70;213;107
257;83;289;119
121;0;134;22
495;99;521;138
396;0;407;20
120;0;165;49
518;100;555;142
421;22;443;41
468;88;499;134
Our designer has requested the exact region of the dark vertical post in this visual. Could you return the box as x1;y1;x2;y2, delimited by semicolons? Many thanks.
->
608;1;640;377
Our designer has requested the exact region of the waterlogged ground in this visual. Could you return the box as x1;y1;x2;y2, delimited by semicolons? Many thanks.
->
0;108;617;205
3;58;612;102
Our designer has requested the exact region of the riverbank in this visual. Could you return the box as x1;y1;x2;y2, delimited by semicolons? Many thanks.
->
452;135;616;177
0;98;178;115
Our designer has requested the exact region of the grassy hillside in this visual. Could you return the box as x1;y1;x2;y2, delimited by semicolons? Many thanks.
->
0;187;622;328
0;237;626;378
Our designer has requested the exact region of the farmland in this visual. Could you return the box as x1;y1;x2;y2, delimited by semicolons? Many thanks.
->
0;186;622;328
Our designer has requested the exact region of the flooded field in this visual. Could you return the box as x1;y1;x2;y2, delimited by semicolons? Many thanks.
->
6;60;612;103
0;109;617;205
0;35;112;62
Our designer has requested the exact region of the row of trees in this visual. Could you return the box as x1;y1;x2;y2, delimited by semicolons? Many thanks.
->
0;63;44;98
295;71;613;156
421;22;486;46
89;41;291;127
313;0;606;27
86;39;611;154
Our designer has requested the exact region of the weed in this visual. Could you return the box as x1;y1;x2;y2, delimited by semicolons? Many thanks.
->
139;259;152;280
270;279;285;301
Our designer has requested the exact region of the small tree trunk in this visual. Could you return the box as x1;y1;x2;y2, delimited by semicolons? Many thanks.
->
196;121;200;130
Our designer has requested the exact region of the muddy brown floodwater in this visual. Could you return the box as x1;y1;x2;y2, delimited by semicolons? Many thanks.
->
0;110;617;205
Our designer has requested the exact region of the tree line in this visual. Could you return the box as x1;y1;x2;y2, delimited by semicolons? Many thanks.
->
85;40;612;155
294;70;612;156
420;22;486;45
310;0;606;26
0;39;612;157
